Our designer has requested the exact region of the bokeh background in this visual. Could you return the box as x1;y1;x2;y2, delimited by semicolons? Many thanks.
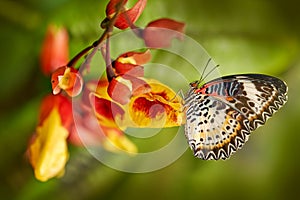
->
1;0;300;199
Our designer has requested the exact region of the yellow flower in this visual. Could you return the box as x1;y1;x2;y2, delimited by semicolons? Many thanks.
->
94;77;184;129
28;107;69;182
125;79;184;128
87;80;138;153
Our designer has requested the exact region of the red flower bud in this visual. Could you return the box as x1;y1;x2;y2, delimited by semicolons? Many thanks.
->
40;25;69;75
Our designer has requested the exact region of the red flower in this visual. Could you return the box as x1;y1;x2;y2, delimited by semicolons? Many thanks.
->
38;94;73;129
143;18;185;48
29;0;188;182
51;66;83;97
107;50;152;105
27;94;72;182
40;25;69;75
91;93;125;127
105;0;147;29
126;79;184;128
113;50;151;76
96;49;184;128
80;80;138;153
108;75;151;105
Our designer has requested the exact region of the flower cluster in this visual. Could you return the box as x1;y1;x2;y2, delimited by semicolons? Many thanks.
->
27;0;185;182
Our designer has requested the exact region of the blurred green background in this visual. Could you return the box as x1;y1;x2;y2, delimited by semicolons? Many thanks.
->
1;0;300;199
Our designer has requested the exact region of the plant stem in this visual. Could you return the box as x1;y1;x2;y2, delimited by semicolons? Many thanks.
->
66;0;127;80
67;46;93;68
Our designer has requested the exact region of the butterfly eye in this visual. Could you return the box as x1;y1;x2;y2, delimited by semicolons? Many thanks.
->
190;81;199;88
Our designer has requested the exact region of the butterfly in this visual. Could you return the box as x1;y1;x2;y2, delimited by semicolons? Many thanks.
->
184;61;288;160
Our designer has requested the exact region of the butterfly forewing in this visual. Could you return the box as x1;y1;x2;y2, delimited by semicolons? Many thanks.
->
184;74;288;160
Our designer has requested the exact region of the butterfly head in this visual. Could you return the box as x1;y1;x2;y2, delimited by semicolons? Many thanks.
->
189;80;200;89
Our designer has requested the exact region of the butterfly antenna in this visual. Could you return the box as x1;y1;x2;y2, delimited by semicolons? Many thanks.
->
199;58;211;82
201;64;219;82
200;58;220;82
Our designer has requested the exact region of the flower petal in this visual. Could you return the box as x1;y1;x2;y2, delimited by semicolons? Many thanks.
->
116;50;151;65
143;18;185;48
28;107;69;182
102;126;137;154
51;66;83;97
107;75;151;105
122;75;151;96
64;72;84;97
70;87;137;154
128;79;184;127
107;76;132;105
114;63;145;77
106;0;128;17
113;50;151;76
39;94;73;129
68;112;104;146
105;0;147;29
90;93;125;128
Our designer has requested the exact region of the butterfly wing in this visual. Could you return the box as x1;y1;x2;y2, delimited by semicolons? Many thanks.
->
184;74;288;160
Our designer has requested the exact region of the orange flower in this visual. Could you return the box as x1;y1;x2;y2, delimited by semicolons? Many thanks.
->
94;77;184;130
51;66;83;97
91;93;125;128
104;0;147;29
107;50;152;105
90;75;184;151
104;50;184;128
108;75;151;105
125;79;184;128
30;8;187;181
68;106;137;154
40;25;69;75
27;94;72;182
87;80;138;153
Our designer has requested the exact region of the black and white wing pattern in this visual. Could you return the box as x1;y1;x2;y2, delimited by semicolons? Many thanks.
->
184;74;288;160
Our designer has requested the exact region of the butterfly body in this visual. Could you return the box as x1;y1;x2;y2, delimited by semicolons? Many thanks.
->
184;74;287;160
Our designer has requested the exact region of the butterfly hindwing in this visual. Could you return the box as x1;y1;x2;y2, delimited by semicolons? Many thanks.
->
185;95;250;160
184;74;288;160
